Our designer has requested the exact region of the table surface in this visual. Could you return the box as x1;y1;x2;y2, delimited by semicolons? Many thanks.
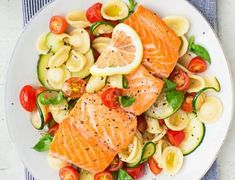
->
0;0;235;179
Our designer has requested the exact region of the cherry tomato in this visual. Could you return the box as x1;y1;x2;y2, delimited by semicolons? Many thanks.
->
101;88;122;109
95;171;113;180
159;119;165;126
167;129;185;147
85;27;95;41
188;57;207;73
137;114;147;133
59;166;79;180
181;93;196;112
169;69;190;91
93;49;100;61
35;86;46;97
107;156;124;172
19;85;36;112
107;20;119;26
86;3;104;23
148;158;162;175
49;16;67;34
48;123;59;136
45;112;53;124
125;163;145;179
61;77;86;99
101;33;112;38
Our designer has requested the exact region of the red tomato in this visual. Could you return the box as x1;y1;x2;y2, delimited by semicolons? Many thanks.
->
48;123;59;136
101;88;122;109
19;85;36;112
167;129;185;147
107;156;124;172
188;57;207;73
181;93;196;112
148;158;162;175
45;112;53;124
137;114;147;133
159;119;165;126
59;166;79;180
107;20;119;26
86;3;104;23
125;164;145;179
169;69;190;91
101;33;112;38
35;86;46;97
95;171;113;180
93;49;100;61
85;27;95;41
49;16;67;34
61;77;86;99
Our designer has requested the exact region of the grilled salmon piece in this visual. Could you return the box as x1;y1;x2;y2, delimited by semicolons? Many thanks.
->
50;93;137;173
124;5;181;78
122;65;164;115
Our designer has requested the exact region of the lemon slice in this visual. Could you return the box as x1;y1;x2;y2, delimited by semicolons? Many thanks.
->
90;23;143;76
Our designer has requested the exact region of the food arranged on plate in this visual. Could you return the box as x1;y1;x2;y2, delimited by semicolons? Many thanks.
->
19;0;223;179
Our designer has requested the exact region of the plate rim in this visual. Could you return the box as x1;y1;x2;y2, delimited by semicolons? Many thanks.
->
4;0;235;179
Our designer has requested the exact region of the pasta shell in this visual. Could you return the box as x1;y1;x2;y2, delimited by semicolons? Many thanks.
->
36;33;49;54
92;37;112;54
165;110;189;131
66;50;87;72
179;36;188;57
47;154;69;170
188;74;206;93
66;10;91;28
48;46;71;68
153;140;170;168
146;116;163;134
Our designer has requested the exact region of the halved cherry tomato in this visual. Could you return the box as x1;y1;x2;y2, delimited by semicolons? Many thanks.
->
35;86;46;97
85;27;95;41
159;119;165;126
95;171;113;180
137;114;147;133
48;123;59;136
45;112;53;124
167;129;185;147
181;93;196;112
49;16;67;34
101;88;122;109
188;57;207;73
101;33;112;38
59;166;79;180
125;163;145;179
93;49;100;61
169;69;190;91
107;156;124;172
86;3;104;23
148;158;162;175
61;77;86;99
19;85;36;112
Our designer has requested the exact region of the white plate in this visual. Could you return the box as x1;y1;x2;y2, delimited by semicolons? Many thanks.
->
5;0;234;179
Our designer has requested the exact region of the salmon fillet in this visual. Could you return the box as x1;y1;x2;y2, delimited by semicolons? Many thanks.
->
50;93;137;173
124;5;181;78
122;65;164;115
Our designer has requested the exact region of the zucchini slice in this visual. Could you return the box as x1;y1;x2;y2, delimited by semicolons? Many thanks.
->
179;113;205;155
204;76;221;92
107;74;125;88
72;49;95;79
37;54;52;88
145;91;184;119
49;99;69;124
38;90;64;105
90;22;114;36
86;76;107;93
46;33;68;53
31;110;44;130
35;94;49;130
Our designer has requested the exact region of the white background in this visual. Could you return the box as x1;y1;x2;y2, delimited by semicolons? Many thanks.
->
0;0;234;179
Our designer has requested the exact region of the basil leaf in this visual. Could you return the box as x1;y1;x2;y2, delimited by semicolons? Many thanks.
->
118;169;133;180
163;79;176;91
118;96;135;107
128;0;137;13
188;35;211;64
166;90;185;110
33;134;53;152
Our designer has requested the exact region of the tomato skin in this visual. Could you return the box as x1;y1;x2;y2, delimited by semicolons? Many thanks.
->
85;27;95;41
169;69;190;91
125;164;145;179
86;3;104;23
107;156;124;172
101;88;122;109
48;123;59;136
62;77;86;99
59;166;79;180
181;93;196;112
45;112;53;124
49;16;67;34
188;57;207;73
95;171;113;180
167;129;185;147
148;158;162;175
35;86;46;97
101;33;112;38
19;85;36;112
93;49;100;61
159;119;165;126
137;114;147;133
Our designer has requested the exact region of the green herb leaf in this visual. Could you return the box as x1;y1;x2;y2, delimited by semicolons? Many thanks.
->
163;79;176;91
123;76;129;89
118;169;134;180
166;90;185;110
128;0;137;13
188;35;211;64
118;96;135;107
32;134;53;152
